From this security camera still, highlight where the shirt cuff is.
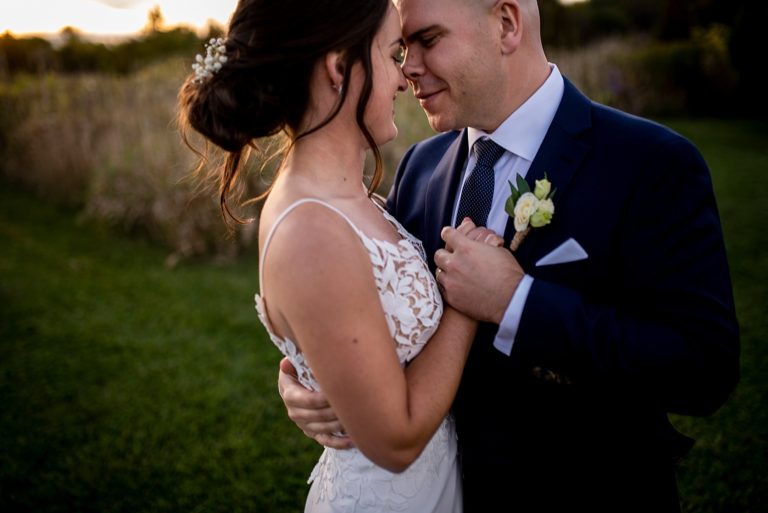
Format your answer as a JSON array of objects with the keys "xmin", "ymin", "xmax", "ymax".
[{"xmin": 492, "ymin": 274, "xmax": 534, "ymax": 356}]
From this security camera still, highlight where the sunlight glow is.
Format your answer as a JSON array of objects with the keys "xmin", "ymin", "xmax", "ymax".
[
  {"xmin": 2, "ymin": 0, "xmax": 240, "ymax": 36},
  {"xmin": 3, "ymin": 0, "xmax": 592, "ymax": 37},
  {"xmin": 3, "ymin": 0, "xmax": 590, "ymax": 37}
]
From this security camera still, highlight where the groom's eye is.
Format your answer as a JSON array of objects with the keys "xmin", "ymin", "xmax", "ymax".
[{"xmin": 419, "ymin": 34, "xmax": 439, "ymax": 48}]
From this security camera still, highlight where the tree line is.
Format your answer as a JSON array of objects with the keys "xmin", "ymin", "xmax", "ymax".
[
  {"xmin": 0, "ymin": 6, "xmax": 223, "ymax": 76},
  {"xmin": 0, "ymin": 1, "xmax": 763, "ymax": 116}
]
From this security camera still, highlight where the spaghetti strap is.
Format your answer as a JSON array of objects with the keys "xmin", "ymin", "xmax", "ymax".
[{"xmin": 258, "ymin": 198, "xmax": 362, "ymax": 295}]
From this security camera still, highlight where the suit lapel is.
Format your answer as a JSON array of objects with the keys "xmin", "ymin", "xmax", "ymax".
[
  {"xmin": 503, "ymin": 79, "xmax": 592, "ymax": 267},
  {"xmin": 424, "ymin": 130, "xmax": 469, "ymax": 265}
]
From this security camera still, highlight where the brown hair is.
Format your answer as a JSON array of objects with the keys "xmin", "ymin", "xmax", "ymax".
[{"xmin": 178, "ymin": 0, "xmax": 391, "ymax": 223}]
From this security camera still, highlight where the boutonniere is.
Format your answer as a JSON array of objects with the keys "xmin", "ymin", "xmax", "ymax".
[{"xmin": 505, "ymin": 174, "xmax": 556, "ymax": 251}]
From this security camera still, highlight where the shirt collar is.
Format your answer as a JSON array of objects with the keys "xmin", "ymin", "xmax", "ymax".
[{"xmin": 467, "ymin": 64, "xmax": 564, "ymax": 162}]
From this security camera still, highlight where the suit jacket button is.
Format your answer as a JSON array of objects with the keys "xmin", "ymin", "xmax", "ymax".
[
  {"xmin": 532, "ymin": 366, "xmax": 572, "ymax": 385},
  {"xmin": 532, "ymin": 366, "xmax": 557, "ymax": 381}
]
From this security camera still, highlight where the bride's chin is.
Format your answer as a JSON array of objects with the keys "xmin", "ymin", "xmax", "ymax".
[
  {"xmin": 382, "ymin": 132, "xmax": 398, "ymax": 146},
  {"xmin": 374, "ymin": 125, "xmax": 398, "ymax": 147}
]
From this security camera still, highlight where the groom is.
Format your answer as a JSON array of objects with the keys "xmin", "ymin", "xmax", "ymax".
[{"xmin": 279, "ymin": 0, "xmax": 740, "ymax": 511}]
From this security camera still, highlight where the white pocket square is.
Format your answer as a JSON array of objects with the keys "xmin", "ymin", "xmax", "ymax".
[{"xmin": 535, "ymin": 238, "xmax": 588, "ymax": 267}]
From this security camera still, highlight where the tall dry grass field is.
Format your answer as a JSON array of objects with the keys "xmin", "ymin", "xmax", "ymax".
[
  {"xmin": 0, "ymin": 34, "xmax": 733, "ymax": 259},
  {"xmin": 0, "ymin": 59, "xmax": 435, "ymax": 260},
  {"xmin": 0, "ymin": 60, "xmax": 265, "ymax": 260}
]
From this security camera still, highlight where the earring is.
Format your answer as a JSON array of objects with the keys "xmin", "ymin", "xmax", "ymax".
[{"xmin": 332, "ymin": 83, "xmax": 344, "ymax": 96}]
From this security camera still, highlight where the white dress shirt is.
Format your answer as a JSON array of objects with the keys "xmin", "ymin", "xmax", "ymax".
[{"xmin": 450, "ymin": 64, "xmax": 565, "ymax": 355}]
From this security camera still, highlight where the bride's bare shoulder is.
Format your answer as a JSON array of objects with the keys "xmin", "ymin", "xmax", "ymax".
[
  {"xmin": 259, "ymin": 196, "xmax": 377, "ymax": 328},
  {"xmin": 260, "ymin": 196, "xmax": 367, "ymax": 275}
]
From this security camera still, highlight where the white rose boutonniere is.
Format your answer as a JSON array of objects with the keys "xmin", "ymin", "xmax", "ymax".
[{"xmin": 504, "ymin": 173, "xmax": 556, "ymax": 251}]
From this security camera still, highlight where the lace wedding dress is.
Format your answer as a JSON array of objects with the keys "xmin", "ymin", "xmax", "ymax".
[{"xmin": 255, "ymin": 198, "xmax": 462, "ymax": 513}]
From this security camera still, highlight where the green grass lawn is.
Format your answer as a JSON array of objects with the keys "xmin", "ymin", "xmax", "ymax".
[
  {"xmin": 0, "ymin": 187, "xmax": 321, "ymax": 512},
  {"xmin": 663, "ymin": 119, "xmax": 768, "ymax": 513},
  {"xmin": 1, "ymin": 118, "xmax": 766, "ymax": 512}
]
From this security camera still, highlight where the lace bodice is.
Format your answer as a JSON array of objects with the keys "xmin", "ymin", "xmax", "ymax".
[
  {"xmin": 254, "ymin": 198, "xmax": 444, "ymax": 389},
  {"xmin": 254, "ymin": 198, "xmax": 460, "ymax": 513}
]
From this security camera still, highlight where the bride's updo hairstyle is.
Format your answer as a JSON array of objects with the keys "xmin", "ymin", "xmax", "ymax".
[{"xmin": 179, "ymin": 0, "xmax": 391, "ymax": 222}]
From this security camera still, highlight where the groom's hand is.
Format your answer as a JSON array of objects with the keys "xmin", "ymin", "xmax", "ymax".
[
  {"xmin": 278, "ymin": 357, "xmax": 354, "ymax": 449},
  {"xmin": 435, "ymin": 226, "xmax": 524, "ymax": 324}
]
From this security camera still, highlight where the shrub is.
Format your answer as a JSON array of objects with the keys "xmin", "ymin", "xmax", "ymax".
[
  {"xmin": 0, "ymin": 60, "xmax": 267, "ymax": 260},
  {"xmin": 551, "ymin": 28, "xmax": 738, "ymax": 116}
]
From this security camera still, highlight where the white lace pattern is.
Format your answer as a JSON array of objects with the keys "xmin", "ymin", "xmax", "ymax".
[{"xmin": 254, "ymin": 198, "xmax": 461, "ymax": 513}]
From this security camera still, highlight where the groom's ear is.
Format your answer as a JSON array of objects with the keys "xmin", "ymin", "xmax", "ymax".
[
  {"xmin": 324, "ymin": 51, "xmax": 346, "ymax": 89},
  {"xmin": 496, "ymin": 1, "xmax": 523, "ymax": 54}
]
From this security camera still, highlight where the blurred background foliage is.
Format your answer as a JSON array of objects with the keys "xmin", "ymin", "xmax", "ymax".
[
  {"xmin": 0, "ymin": 6, "xmax": 223, "ymax": 76},
  {"xmin": 0, "ymin": 0, "xmax": 765, "ymax": 259}
]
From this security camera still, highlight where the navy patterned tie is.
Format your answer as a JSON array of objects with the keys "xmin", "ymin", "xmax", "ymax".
[{"xmin": 455, "ymin": 138, "xmax": 506, "ymax": 227}]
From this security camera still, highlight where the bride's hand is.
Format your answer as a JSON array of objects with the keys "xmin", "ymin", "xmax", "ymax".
[{"xmin": 453, "ymin": 217, "xmax": 504, "ymax": 249}]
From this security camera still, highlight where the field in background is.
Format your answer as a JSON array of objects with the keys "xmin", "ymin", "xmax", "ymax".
[
  {"xmin": 0, "ymin": 33, "xmax": 736, "ymax": 260},
  {"xmin": 1, "ymin": 118, "xmax": 766, "ymax": 512},
  {"xmin": 0, "ymin": 59, "xmax": 263, "ymax": 262},
  {"xmin": 663, "ymin": 119, "xmax": 768, "ymax": 512},
  {"xmin": 0, "ymin": 184, "xmax": 319, "ymax": 512}
]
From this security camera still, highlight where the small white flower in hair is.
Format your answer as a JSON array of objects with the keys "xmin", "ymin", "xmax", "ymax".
[{"xmin": 192, "ymin": 38, "xmax": 229, "ymax": 84}]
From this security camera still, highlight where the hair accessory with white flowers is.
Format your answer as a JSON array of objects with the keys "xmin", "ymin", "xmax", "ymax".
[
  {"xmin": 192, "ymin": 38, "xmax": 228, "ymax": 84},
  {"xmin": 505, "ymin": 173, "xmax": 556, "ymax": 251}
]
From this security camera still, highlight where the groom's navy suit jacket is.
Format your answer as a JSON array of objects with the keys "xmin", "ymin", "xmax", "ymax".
[{"xmin": 387, "ymin": 79, "xmax": 739, "ymax": 512}]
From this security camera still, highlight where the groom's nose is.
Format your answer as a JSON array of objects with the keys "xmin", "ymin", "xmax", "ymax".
[{"xmin": 401, "ymin": 46, "xmax": 424, "ymax": 81}]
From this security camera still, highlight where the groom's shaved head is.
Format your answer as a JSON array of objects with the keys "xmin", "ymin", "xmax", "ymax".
[
  {"xmin": 461, "ymin": 0, "xmax": 537, "ymax": 10},
  {"xmin": 395, "ymin": 0, "xmax": 540, "ymax": 27},
  {"xmin": 460, "ymin": 0, "xmax": 543, "ymax": 44}
]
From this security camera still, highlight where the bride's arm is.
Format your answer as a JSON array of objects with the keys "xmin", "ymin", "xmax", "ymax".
[{"xmin": 266, "ymin": 205, "xmax": 475, "ymax": 473}]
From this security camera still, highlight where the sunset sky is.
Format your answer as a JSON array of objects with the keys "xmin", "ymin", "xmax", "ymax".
[
  {"xmin": 2, "ymin": 0, "xmax": 239, "ymax": 36},
  {"xmin": 3, "ymin": 0, "xmax": 588, "ymax": 37}
]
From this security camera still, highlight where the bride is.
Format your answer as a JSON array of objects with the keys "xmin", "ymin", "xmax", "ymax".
[{"xmin": 179, "ymin": 0, "xmax": 500, "ymax": 511}]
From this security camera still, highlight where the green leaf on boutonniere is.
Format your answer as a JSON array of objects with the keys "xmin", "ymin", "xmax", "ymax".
[
  {"xmin": 548, "ymin": 187, "xmax": 558, "ymax": 200},
  {"xmin": 516, "ymin": 174, "xmax": 531, "ymax": 195},
  {"xmin": 505, "ymin": 189, "xmax": 517, "ymax": 217},
  {"xmin": 505, "ymin": 181, "xmax": 520, "ymax": 216}
]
